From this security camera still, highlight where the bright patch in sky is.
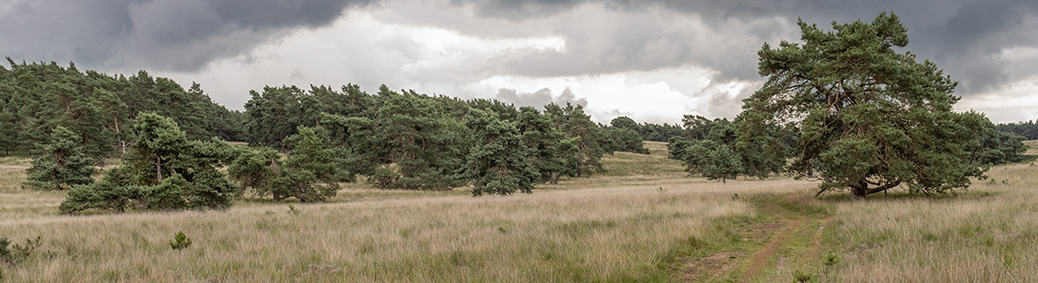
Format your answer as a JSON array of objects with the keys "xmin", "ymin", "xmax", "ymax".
[
  {"xmin": 164, "ymin": 7, "xmax": 751, "ymax": 124},
  {"xmin": 957, "ymin": 78, "xmax": 1038, "ymax": 123}
]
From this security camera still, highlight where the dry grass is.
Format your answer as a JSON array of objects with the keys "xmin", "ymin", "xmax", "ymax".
[
  {"xmin": 0, "ymin": 185, "xmax": 759, "ymax": 282},
  {"xmin": 0, "ymin": 141, "xmax": 779, "ymax": 282},
  {"xmin": 0, "ymin": 157, "xmax": 67, "ymax": 220},
  {"xmin": 817, "ymin": 160, "xmax": 1038, "ymax": 282},
  {"xmin": 3, "ymin": 141, "xmax": 1038, "ymax": 282}
]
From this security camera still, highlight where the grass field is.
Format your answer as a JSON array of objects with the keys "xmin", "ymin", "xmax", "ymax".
[{"xmin": 1, "ymin": 141, "xmax": 1037, "ymax": 282}]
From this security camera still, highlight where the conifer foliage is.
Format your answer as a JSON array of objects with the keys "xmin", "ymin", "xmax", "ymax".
[
  {"xmin": 22, "ymin": 126, "xmax": 95, "ymax": 190},
  {"xmin": 0, "ymin": 60, "xmax": 244, "ymax": 161},
  {"xmin": 464, "ymin": 109, "xmax": 539, "ymax": 196},
  {"xmin": 59, "ymin": 113, "xmax": 240, "ymax": 213},
  {"xmin": 229, "ymin": 126, "xmax": 351, "ymax": 202},
  {"xmin": 740, "ymin": 12, "xmax": 988, "ymax": 199},
  {"xmin": 684, "ymin": 140, "xmax": 742, "ymax": 183},
  {"xmin": 516, "ymin": 106, "xmax": 576, "ymax": 185}
]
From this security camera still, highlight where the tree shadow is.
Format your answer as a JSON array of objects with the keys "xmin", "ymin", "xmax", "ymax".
[{"xmin": 815, "ymin": 189, "xmax": 1002, "ymax": 203}]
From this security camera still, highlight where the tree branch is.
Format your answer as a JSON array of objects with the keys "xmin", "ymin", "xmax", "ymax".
[
  {"xmin": 814, "ymin": 187, "xmax": 830, "ymax": 198},
  {"xmin": 865, "ymin": 179, "xmax": 901, "ymax": 195}
]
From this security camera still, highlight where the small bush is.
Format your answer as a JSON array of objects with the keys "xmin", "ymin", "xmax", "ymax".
[
  {"xmin": 0, "ymin": 237, "xmax": 10, "ymax": 262},
  {"xmin": 824, "ymin": 250, "xmax": 839, "ymax": 266},
  {"xmin": 793, "ymin": 269, "xmax": 815, "ymax": 282},
  {"xmin": 1, "ymin": 236, "xmax": 43, "ymax": 264},
  {"xmin": 169, "ymin": 231, "xmax": 192, "ymax": 250},
  {"xmin": 288, "ymin": 204, "xmax": 301, "ymax": 215}
]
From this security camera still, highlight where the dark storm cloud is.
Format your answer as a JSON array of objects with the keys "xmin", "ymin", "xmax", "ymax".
[
  {"xmin": 0, "ymin": 0, "xmax": 376, "ymax": 71},
  {"xmin": 456, "ymin": 0, "xmax": 1038, "ymax": 95},
  {"xmin": 495, "ymin": 87, "xmax": 587, "ymax": 108}
]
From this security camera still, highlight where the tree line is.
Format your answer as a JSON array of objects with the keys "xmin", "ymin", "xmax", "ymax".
[
  {"xmin": 996, "ymin": 120, "xmax": 1038, "ymax": 140},
  {"xmin": 11, "ymin": 66, "xmax": 654, "ymax": 213},
  {"xmin": 0, "ymin": 59, "xmax": 244, "ymax": 159},
  {"xmin": 607, "ymin": 116, "xmax": 684, "ymax": 143}
]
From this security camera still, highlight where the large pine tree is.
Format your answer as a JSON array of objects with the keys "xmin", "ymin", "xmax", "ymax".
[{"xmin": 740, "ymin": 12, "xmax": 986, "ymax": 199}]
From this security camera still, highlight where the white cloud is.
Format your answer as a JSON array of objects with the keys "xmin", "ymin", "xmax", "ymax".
[
  {"xmin": 956, "ymin": 77, "xmax": 1038, "ymax": 123},
  {"xmin": 162, "ymin": 10, "xmax": 567, "ymax": 110},
  {"xmin": 462, "ymin": 67, "xmax": 727, "ymax": 124},
  {"xmin": 155, "ymin": 1, "xmax": 769, "ymax": 125}
]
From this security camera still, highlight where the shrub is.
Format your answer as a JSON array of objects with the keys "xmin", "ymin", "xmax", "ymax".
[
  {"xmin": 169, "ymin": 231, "xmax": 192, "ymax": 250},
  {"xmin": 1, "ymin": 236, "xmax": 43, "ymax": 264},
  {"xmin": 793, "ymin": 269, "xmax": 815, "ymax": 283},
  {"xmin": 824, "ymin": 250, "xmax": 839, "ymax": 266}
]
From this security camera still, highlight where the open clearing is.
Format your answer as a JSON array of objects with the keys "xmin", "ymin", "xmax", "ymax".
[{"xmin": 2, "ymin": 141, "xmax": 1038, "ymax": 282}]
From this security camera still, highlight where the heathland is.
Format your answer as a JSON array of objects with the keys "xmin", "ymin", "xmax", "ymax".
[{"xmin": 1, "ymin": 140, "xmax": 1037, "ymax": 282}]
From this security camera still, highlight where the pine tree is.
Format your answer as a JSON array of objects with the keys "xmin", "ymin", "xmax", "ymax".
[
  {"xmin": 741, "ymin": 12, "xmax": 986, "ymax": 199},
  {"xmin": 227, "ymin": 146, "xmax": 282, "ymax": 199},
  {"xmin": 516, "ymin": 106, "xmax": 574, "ymax": 184},
  {"xmin": 703, "ymin": 144, "xmax": 742, "ymax": 184},
  {"xmin": 228, "ymin": 126, "xmax": 353, "ymax": 202},
  {"xmin": 465, "ymin": 109, "xmax": 538, "ymax": 196},
  {"xmin": 603, "ymin": 127, "xmax": 649, "ymax": 154},
  {"xmin": 60, "ymin": 113, "xmax": 239, "ymax": 213},
  {"xmin": 280, "ymin": 126, "xmax": 349, "ymax": 201},
  {"xmin": 365, "ymin": 88, "xmax": 467, "ymax": 190},
  {"xmin": 544, "ymin": 103, "xmax": 606, "ymax": 177},
  {"xmin": 22, "ymin": 126, "xmax": 95, "ymax": 190},
  {"xmin": 244, "ymin": 86, "xmax": 307, "ymax": 149}
]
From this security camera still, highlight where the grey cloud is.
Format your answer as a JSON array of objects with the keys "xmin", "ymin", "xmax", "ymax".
[
  {"xmin": 453, "ymin": 0, "xmax": 586, "ymax": 21},
  {"xmin": 494, "ymin": 87, "xmax": 587, "ymax": 108},
  {"xmin": 453, "ymin": 0, "xmax": 1038, "ymax": 96},
  {"xmin": 0, "ymin": 0, "xmax": 376, "ymax": 72},
  {"xmin": 495, "ymin": 15, "xmax": 697, "ymax": 77},
  {"xmin": 922, "ymin": 1, "xmax": 1038, "ymax": 93}
]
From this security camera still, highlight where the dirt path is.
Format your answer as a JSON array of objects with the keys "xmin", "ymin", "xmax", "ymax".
[
  {"xmin": 806, "ymin": 217, "xmax": 835, "ymax": 261},
  {"xmin": 742, "ymin": 217, "xmax": 805, "ymax": 281},
  {"xmin": 739, "ymin": 197, "xmax": 804, "ymax": 282},
  {"xmin": 675, "ymin": 194, "xmax": 831, "ymax": 282}
]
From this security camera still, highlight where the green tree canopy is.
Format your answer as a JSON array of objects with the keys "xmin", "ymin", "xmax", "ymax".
[
  {"xmin": 464, "ymin": 109, "xmax": 539, "ymax": 196},
  {"xmin": 703, "ymin": 143, "xmax": 742, "ymax": 184},
  {"xmin": 227, "ymin": 146, "xmax": 282, "ymax": 198},
  {"xmin": 60, "ymin": 113, "xmax": 239, "ymax": 213},
  {"xmin": 636, "ymin": 122, "xmax": 684, "ymax": 142},
  {"xmin": 683, "ymin": 140, "xmax": 741, "ymax": 183},
  {"xmin": 740, "ymin": 12, "xmax": 986, "ymax": 199},
  {"xmin": 516, "ymin": 106, "xmax": 578, "ymax": 184},
  {"xmin": 0, "ymin": 60, "xmax": 243, "ymax": 161},
  {"xmin": 602, "ymin": 127, "xmax": 650, "ymax": 154},
  {"xmin": 610, "ymin": 116, "xmax": 640, "ymax": 131},
  {"xmin": 280, "ymin": 126, "xmax": 351, "ymax": 201},
  {"xmin": 228, "ymin": 126, "xmax": 351, "ymax": 202},
  {"xmin": 545, "ymin": 102, "xmax": 607, "ymax": 177},
  {"xmin": 364, "ymin": 87, "xmax": 469, "ymax": 191},
  {"xmin": 22, "ymin": 126, "xmax": 95, "ymax": 190}
]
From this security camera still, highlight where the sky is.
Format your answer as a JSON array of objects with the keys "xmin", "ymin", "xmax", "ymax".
[{"xmin": 2, "ymin": 0, "xmax": 1038, "ymax": 124}]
